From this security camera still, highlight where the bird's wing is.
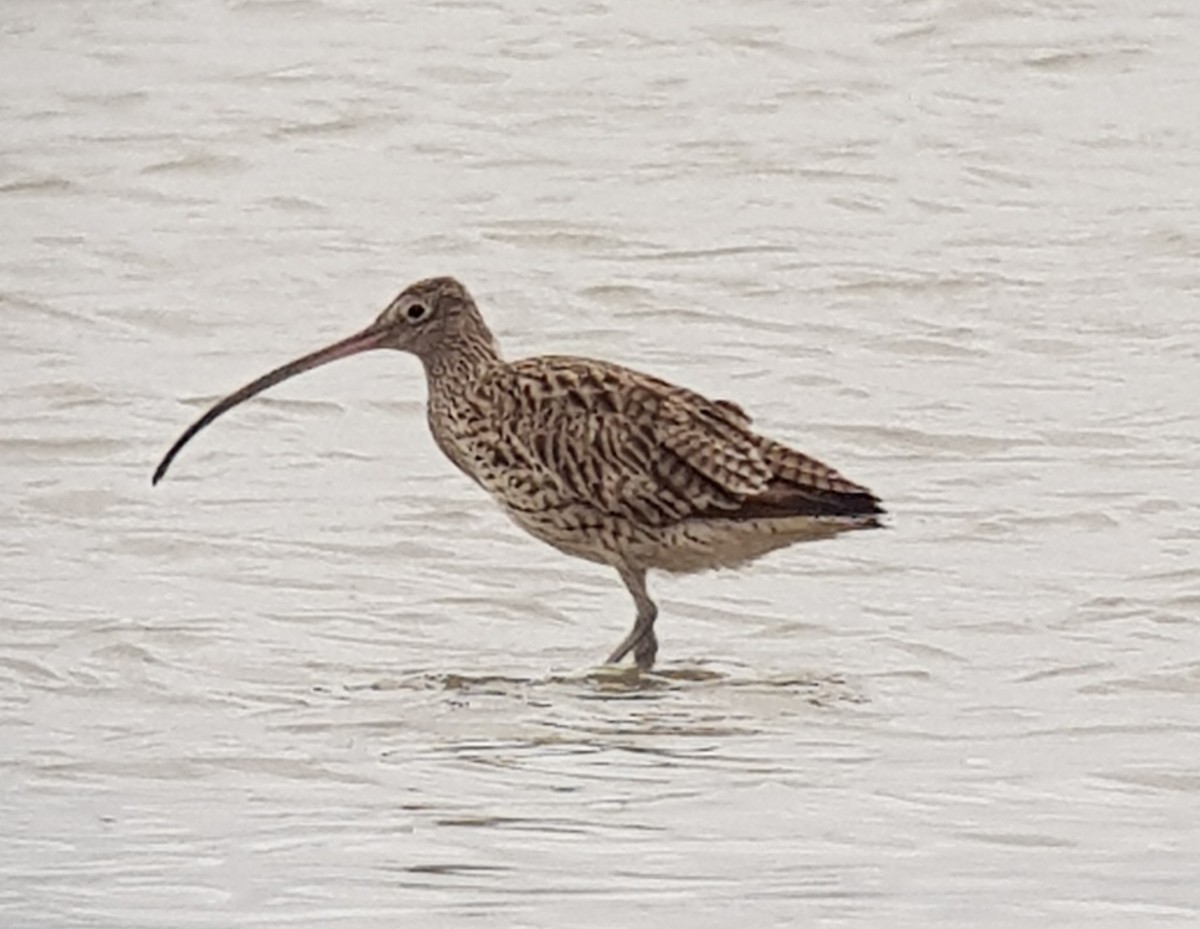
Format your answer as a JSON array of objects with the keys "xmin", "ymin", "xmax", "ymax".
[
  {"xmin": 490, "ymin": 357, "xmax": 880, "ymax": 526},
  {"xmin": 655, "ymin": 384, "xmax": 883, "ymax": 520},
  {"xmin": 484, "ymin": 357, "xmax": 763, "ymax": 525}
]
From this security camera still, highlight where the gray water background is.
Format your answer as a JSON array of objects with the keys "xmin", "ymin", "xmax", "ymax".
[{"xmin": 2, "ymin": 1, "xmax": 1199, "ymax": 926}]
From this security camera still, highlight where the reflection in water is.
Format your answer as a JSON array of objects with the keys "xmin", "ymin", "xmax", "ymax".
[{"xmin": 355, "ymin": 665, "xmax": 864, "ymax": 705}]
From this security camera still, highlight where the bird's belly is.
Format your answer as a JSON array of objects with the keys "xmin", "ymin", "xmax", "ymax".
[
  {"xmin": 460, "ymin": 458, "xmax": 625, "ymax": 565},
  {"xmin": 645, "ymin": 514, "xmax": 875, "ymax": 573},
  {"xmin": 495, "ymin": 494, "xmax": 874, "ymax": 574},
  {"xmin": 497, "ymin": 500, "xmax": 641, "ymax": 567}
]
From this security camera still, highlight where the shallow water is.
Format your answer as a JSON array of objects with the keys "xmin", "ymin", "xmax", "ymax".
[{"xmin": 3, "ymin": 0, "xmax": 1199, "ymax": 926}]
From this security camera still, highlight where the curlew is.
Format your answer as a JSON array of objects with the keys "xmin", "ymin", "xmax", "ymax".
[{"xmin": 153, "ymin": 277, "xmax": 884, "ymax": 670}]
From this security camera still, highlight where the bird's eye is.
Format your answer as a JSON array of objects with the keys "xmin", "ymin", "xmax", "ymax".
[{"xmin": 405, "ymin": 303, "xmax": 430, "ymax": 323}]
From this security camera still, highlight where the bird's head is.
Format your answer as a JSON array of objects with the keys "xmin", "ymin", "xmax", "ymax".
[
  {"xmin": 372, "ymin": 276, "xmax": 494, "ymax": 362},
  {"xmin": 151, "ymin": 275, "xmax": 495, "ymax": 484}
]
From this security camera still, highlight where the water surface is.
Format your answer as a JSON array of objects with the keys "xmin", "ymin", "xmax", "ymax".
[{"xmin": 3, "ymin": 1, "xmax": 1199, "ymax": 926}]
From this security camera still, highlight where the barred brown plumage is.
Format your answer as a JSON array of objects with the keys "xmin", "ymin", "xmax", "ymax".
[{"xmin": 153, "ymin": 276, "xmax": 884, "ymax": 670}]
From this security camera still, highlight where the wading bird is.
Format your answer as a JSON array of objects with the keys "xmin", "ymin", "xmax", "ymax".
[{"xmin": 154, "ymin": 277, "xmax": 883, "ymax": 670}]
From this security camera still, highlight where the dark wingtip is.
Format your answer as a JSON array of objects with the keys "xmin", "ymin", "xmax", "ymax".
[{"xmin": 861, "ymin": 495, "xmax": 889, "ymax": 529}]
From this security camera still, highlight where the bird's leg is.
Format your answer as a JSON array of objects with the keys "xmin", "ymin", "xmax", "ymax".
[
  {"xmin": 606, "ymin": 564, "xmax": 659, "ymax": 671},
  {"xmin": 632, "ymin": 625, "xmax": 658, "ymax": 670}
]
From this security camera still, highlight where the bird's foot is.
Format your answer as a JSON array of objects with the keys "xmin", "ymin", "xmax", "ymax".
[{"xmin": 632, "ymin": 629, "xmax": 658, "ymax": 671}]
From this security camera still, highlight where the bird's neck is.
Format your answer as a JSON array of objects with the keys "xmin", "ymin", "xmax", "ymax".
[
  {"xmin": 422, "ymin": 330, "xmax": 503, "ymax": 394},
  {"xmin": 421, "ymin": 332, "xmax": 504, "ymax": 480}
]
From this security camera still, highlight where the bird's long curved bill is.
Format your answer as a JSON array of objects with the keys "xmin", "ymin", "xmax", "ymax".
[{"xmin": 152, "ymin": 323, "xmax": 390, "ymax": 485}]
